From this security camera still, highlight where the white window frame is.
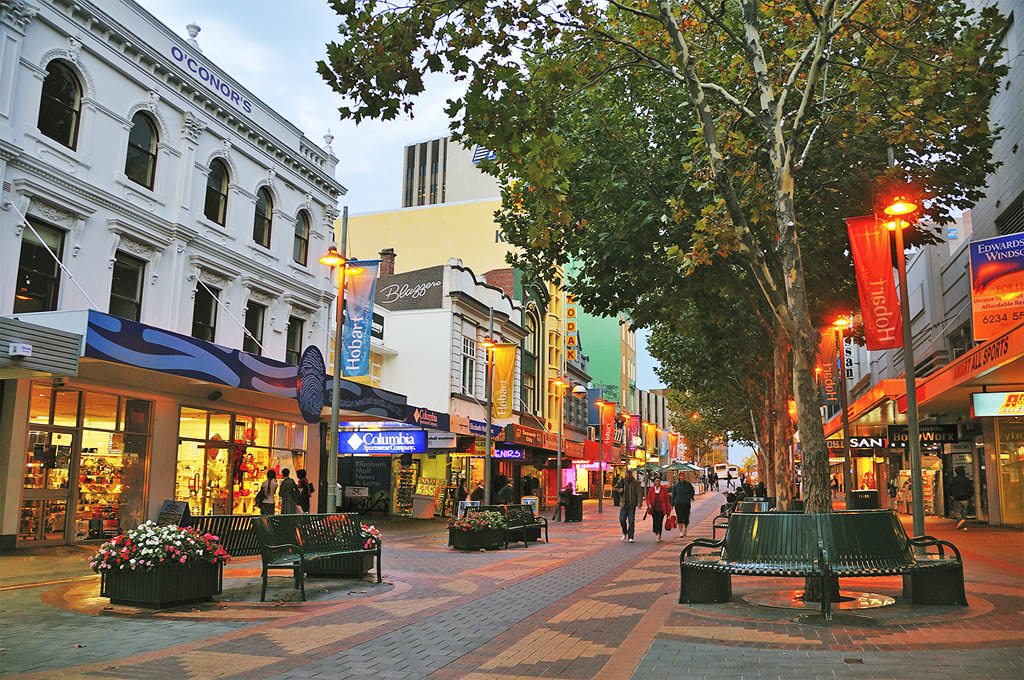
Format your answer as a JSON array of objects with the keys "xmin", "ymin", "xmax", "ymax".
[{"xmin": 461, "ymin": 336, "xmax": 477, "ymax": 395}]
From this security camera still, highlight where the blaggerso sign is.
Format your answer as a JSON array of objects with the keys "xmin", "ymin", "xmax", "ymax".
[{"xmin": 338, "ymin": 430, "xmax": 425, "ymax": 454}]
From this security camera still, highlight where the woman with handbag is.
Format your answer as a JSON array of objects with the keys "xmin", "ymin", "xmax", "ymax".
[
  {"xmin": 644, "ymin": 474, "xmax": 672, "ymax": 542},
  {"xmin": 671, "ymin": 471, "xmax": 696, "ymax": 538}
]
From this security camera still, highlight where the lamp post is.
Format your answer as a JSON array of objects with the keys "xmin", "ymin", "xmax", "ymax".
[
  {"xmin": 552, "ymin": 377, "xmax": 568, "ymax": 512},
  {"xmin": 883, "ymin": 193, "xmax": 925, "ymax": 540},
  {"xmin": 832, "ymin": 316, "xmax": 854, "ymax": 504},
  {"xmin": 481, "ymin": 309, "xmax": 496, "ymax": 506},
  {"xmin": 318, "ymin": 207, "xmax": 348, "ymax": 511}
]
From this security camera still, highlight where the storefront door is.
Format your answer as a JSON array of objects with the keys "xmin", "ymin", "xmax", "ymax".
[{"xmin": 20, "ymin": 428, "xmax": 77, "ymax": 545}]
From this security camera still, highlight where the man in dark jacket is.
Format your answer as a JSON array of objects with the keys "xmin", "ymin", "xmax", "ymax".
[
  {"xmin": 614, "ymin": 469, "xmax": 642, "ymax": 542},
  {"xmin": 670, "ymin": 472, "xmax": 696, "ymax": 538},
  {"xmin": 498, "ymin": 480, "xmax": 515, "ymax": 505},
  {"xmin": 948, "ymin": 466, "xmax": 973, "ymax": 530}
]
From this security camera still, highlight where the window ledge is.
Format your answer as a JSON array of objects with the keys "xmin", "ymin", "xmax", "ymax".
[
  {"xmin": 25, "ymin": 130, "xmax": 93, "ymax": 171},
  {"xmin": 288, "ymin": 261, "xmax": 312, "ymax": 277},
  {"xmin": 114, "ymin": 176, "xmax": 167, "ymax": 208}
]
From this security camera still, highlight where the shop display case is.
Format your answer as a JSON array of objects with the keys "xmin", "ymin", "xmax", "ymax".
[{"xmin": 76, "ymin": 446, "xmax": 125, "ymax": 540}]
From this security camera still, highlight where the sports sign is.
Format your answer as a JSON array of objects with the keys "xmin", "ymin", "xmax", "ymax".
[{"xmin": 338, "ymin": 430, "xmax": 425, "ymax": 454}]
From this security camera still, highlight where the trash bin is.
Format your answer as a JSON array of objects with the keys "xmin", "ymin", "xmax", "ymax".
[
  {"xmin": 848, "ymin": 489, "xmax": 880, "ymax": 509},
  {"xmin": 565, "ymin": 494, "xmax": 584, "ymax": 522}
]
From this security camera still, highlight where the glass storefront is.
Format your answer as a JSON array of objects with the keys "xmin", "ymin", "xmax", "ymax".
[
  {"xmin": 996, "ymin": 417, "xmax": 1024, "ymax": 527},
  {"xmin": 19, "ymin": 384, "xmax": 151, "ymax": 544},
  {"xmin": 174, "ymin": 407, "xmax": 306, "ymax": 516}
]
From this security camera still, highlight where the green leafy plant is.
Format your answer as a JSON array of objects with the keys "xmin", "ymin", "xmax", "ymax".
[{"xmin": 447, "ymin": 511, "xmax": 508, "ymax": 532}]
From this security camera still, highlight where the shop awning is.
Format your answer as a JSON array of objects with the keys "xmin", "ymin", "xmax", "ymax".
[
  {"xmin": 6, "ymin": 309, "xmax": 408, "ymax": 420},
  {"xmin": 896, "ymin": 321, "xmax": 1024, "ymax": 415},
  {"xmin": 823, "ymin": 379, "xmax": 908, "ymax": 438},
  {"xmin": 0, "ymin": 316, "xmax": 80, "ymax": 379}
]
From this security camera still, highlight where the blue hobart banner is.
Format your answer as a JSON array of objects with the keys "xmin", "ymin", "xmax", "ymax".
[{"xmin": 343, "ymin": 261, "xmax": 379, "ymax": 377}]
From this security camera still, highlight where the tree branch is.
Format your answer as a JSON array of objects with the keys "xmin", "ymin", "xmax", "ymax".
[{"xmin": 607, "ymin": 0, "xmax": 661, "ymax": 23}]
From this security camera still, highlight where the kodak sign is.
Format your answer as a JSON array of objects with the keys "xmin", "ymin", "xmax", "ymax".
[{"xmin": 565, "ymin": 294, "xmax": 579, "ymax": 361}]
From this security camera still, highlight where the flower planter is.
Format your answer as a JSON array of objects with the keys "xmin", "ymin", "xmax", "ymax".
[
  {"xmin": 100, "ymin": 561, "xmax": 222, "ymax": 608},
  {"xmin": 305, "ymin": 553, "xmax": 375, "ymax": 578},
  {"xmin": 449, "ymin": 528, "xmax": 505, "ymax": 551}
]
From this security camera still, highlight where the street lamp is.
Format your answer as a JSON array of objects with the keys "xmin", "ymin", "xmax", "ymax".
[
  {"xmin": 832, "ymin": 315, "xmax": 854, "ymax": 503},
  {"xmin": 481, "ymin": 326, "xmax": 497, "ymax": 505},
  {"xmin": 319, "ymin": 208, "xmax": 350, "ymax": 511},
  {"xmin": 880, "ymin": 194, "xmax": 925, "ymax": 541}
]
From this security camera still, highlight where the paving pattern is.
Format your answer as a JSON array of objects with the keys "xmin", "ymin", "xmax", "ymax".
[{"xmin": 1, "ymin": 493, "xmax": 1021, "ymax": 680}]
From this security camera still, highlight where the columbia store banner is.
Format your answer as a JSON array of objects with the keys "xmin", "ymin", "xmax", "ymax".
[
  {"xmin": 628, "ymin": 414, "xmax": 641, "ymax": 451},
  {"xmin": 342, "ymin": 260, "xmax": 380, "ymax": 376},
  {"xmin": 491, "ymin": 343, "xmax": 517, "ymax": 419},
  {"xmin": 846, "ymin": 215, "xmax": 902, "ymax": 350},
  {"xmin": 600, "ymin": 402, "xmax": 617, "ymax": 446}
]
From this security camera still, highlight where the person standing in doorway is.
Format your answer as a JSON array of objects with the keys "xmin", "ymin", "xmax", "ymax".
[
  {"xmin": 258, "ymin": 469, "xmax": 278, "ymax": 515},
  {"xmin": 615, "ymin": 469, "xmax": 642, "ymax": 542},
  {"xmin": 949, "ymin": 466, "xmax": 974, "ymax": 530},
  {"xmin": 671, "ymin": 471, "xmax": 696, "ymax": 538},
  {"xmin": 645, "ymin": 474, "xmax": 672, "ymax": 542},
  {"xmin": 296, "ymin": 469, "xmax": 315, "ymax": 513},
  {"xmin": 278, "ymin": 468, "xmax": 299, "ymax": 514}
]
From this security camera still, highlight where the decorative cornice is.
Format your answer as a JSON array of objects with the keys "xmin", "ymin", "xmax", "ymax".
[{"xmin": 1, "ymin": 0, "xmax": 37, "ymax": 31}]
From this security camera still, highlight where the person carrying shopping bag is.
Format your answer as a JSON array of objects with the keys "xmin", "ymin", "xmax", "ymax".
[{"xmin": 644, "ymin": 474, "xmax": 673, "ymax": 543}]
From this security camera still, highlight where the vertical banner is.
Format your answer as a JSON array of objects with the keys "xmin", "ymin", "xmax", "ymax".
[
  {"xmin": 659, "ymin": 429, "xmax": 670, "ymax": 458},
  {"xmin": 600, "ymin": 402, "xmax": 616, "ymax": 446},
  {"xmin": 969, "ymin": 233, "xmax": 1024, "ymax": 341},
  {"xmin": 627, "ymin": 414, "xmax": 641, "ymax": 451},
  {"xmin": 342, "ymin": 261, "xmax": 380, "ymax": 377},
  {"xmin": 817, "ymin": 332, "xmax": 840, "ymax": 407},
  {"xmin": 491, "ymin": 343, "xmax": 517, "ymax": 418},
  {"xmin": 846, "ymin": 215, "xmax": 902, "ymax": 349},
  {"xmin": 565, "ymin": 294, "xmax": 579, "ymax": 361},
  {"xmin": 643, "ymin": 421, "xmax": 656, "ymax": 454},
  {"xmin": 669, "ymin": 433, "xmax": 679, "ymax": 461}
]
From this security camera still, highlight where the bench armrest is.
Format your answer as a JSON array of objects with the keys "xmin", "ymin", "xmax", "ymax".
[
  {"xmin": 680, "ymin": 537, "xmax": 724, "ymax": 562},
  {"xmin": 817, "ymin": 540, "xmax": 832, "ymax": 576},
  {"xmin": 909, "ymin": 535, "xmax": 962, "ymax": 562}
]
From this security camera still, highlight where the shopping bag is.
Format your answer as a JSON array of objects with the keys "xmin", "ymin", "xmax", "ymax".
[{"xmin": 665, "ymin": 514, "xmax": 678, "ymax": 531}]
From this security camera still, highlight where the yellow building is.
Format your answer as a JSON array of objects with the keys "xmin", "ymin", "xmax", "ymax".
[{"xmin": 343, "ymin": 199, "xmax": 568, "ymax": 429}]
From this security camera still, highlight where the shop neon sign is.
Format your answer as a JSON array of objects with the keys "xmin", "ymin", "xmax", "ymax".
[
  {"xmin": 339, "ymin": 430, "xmax": 425, "ymax": 454},
  {"xmin": 492, "ymin": 448, "xmax": 525, "ymax": 459}
]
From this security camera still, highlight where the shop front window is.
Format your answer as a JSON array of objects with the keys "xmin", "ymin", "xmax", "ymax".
[
  {"xmin": 175, "ymin": 407, "xmax": 306, "ymax": 516},
  {"xmin": 997, "ymin": 418, "xmax": 1024, "ymax": 526},
  {"xmin": 19, "ymin": 385, "xmax": 151, "ymax": 544}
]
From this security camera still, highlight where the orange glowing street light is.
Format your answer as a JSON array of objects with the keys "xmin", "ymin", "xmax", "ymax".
[
  {"xmin": 832, "ymin": 316, "xmax": 851, "ymax": 330},
  {"xmin": 690, "ymin": 412, "xmax": 700, "ymax": 421},
  {"xmin": 318, "ymin": 245, "xmax": 345, "ymax": 267},
  {"xmin": 883, "ymin": 195, "xmax": 918, "ymax": 216},
  {"xmin": 884, "ymin": 218, "xmax": 910, "ymax": 231}
]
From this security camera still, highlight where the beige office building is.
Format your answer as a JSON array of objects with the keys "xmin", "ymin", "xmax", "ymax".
[{"xmin": 401, "ymin": 137, "xmax": 502, "ymax": 207}]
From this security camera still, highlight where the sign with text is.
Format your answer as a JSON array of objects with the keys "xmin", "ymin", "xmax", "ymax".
[
  {"xmin": 491, "ymin": 343, "xmax": 517, "ymax": 419},
  {"xmin": 846, "ymin": 215, "xmax": 902, "ymax": 349},
  {"xmin": 374, "ymin": 266, "xmax": 444, "ymax": 310},
  {"xmin": 887, "ymin": 424, "xmax": 959, "ymax": 447},
  {"xmin": 338, "ymin": 430, "xmax": 424, "ymax": 454},
  {"xmin": 427, "ymin": 430, "xmax": 458, "ymax": 449},
  {"xmin": 971, "ymin": 391, "xmax": 1024, "ymax": 417},
  {"xmin": 627, "ymin": 414, "xmax": 640, "ymax": 452},
  {"xmin": 342, "ymin": 261, "xmax": 379, "ymax": 377},
  {"xmin": 493, "ymin": 447, "xmax": 525, "ymax": 459},
  {"xmin": 600, "ymin": 402, "xmax": 617, "ymax": 446},
  {"xmin": 565, "ymin": 294, "xmax": 579, "ymax": 362},
  {"xmin": 969, "ymin": 233, "xmax": 1024, "ymax": 341},
  {"xmin": 406, "ymin": 405, "xmax": 450, "ymax": 432}
]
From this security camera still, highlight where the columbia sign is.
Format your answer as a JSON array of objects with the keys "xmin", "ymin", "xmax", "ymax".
[{"xmin": 339, "ymin": 430, "xmax": 425, "ymax": 454}]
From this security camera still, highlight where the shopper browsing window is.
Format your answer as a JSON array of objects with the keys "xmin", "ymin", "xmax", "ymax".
[{"xmin": 257, "ymin": 469, "xmax": 277, "ymax": 515}]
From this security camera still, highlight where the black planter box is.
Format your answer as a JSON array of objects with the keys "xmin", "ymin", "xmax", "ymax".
[
  {"xmin": 305, "ymin": 553, "xmax": 374, "ymax": 578},
  {"xmin": 100, "ymin": 561, "xmax": 222, "ymax": 608},
  {"xmin": 448, "ymin": 528, "xmax": 504, "ymax": 551}
]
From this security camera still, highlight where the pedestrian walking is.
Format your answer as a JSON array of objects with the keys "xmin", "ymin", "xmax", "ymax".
[
  {"xmin": 615, "ymin": 469, "xmax": 641, "ymax": 542},
  {"xmin": 457, "ymin": 479, "xmax": 469, "ymax": 503},
  {"xmin": 612, "ymin": 474, "xmax": 621, "ymax": 507},
  {"xmin": 948, "ymin": 466, "xmax": 974, "ymax": 530},
  {"xmin": 725, "ymin": 470, "xmax": 735, "ymax": 490},
  {"xmin": 755, "ymin": 480, "xmax": 766, "ymax": 498},
  {"xmin": 645, "ymin": 475, "xmax": 672, "ymax": 542},
  {"xmin": 552, "ymin": 483, "xmax": 572, "ymax": 521},
  {"xmin": 830, "ymin": 474, "xmax": 839, "ymax": 499},
  {"xmin": 470, "ymin": 481, "xmax": 485, "ymax": 502},
  {"xmin": 278, "ymin": 468, "xmax": 299, "ymax": 514},
  {"xmin": 670, "ymin": 472, "xmax": 696, "ymax": 538},
  {"xmin": 257, "ymin": 469, "xmax": 277, "ymax": 515},
  {"xmin": 498, "ymin": 480, "xmax": 515, "ymax": 505},
  {"xmin": 296, "ymin": 468, "xmax": 315, "ymax": 513}
]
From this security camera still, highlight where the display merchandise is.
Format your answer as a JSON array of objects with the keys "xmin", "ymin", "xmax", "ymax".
[{"xmin": 394, "ymin": 461, "xmax": 420, "ymax": 517}]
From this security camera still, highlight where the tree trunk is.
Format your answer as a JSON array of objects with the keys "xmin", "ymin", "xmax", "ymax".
[
  {"xmin": 775, "ymin": 174, "xmax": 831, "ymax": 515},
  {"xmin": 772, "ymin": 319, "xmax": 792, "ymax": 510}
]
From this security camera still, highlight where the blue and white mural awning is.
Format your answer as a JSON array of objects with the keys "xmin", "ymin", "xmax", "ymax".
[{"xmin": 5, "ymin": 310, "xmax": 407, "ymax": 422}]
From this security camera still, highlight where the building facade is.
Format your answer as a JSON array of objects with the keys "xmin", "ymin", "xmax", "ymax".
[
  {"xmin": 0, "ymin": 0, "xmax": 346, "ymax": 549},
  {"xmin": 400, "ymin": 136, "xmax": 501, "ymax": 207}
]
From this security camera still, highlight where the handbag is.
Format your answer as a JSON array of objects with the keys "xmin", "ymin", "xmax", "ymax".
[
  {"xmin": 254, "ymin": 486, "xmax": 266, "ymax": 506},
  {"xmin": 665, "ymin": 514, "xmax": 678, "ymax": 531}
]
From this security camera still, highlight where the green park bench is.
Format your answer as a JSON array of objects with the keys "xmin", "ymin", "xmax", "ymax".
[
  {"xmin": 465, "ymin": 504, "xmax": 548, "ymax": 547},
  {"xmin": 680, "ymin": 510, "xmax": 966, "ymax": 619},
  {"xmin": 252, "ymin": 513, "xmax": 382, "ymax": 602}
]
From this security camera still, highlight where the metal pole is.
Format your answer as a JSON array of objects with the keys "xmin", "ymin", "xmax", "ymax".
[
  {"xmin": 837, "ymin": 326, "xmax": 854, "ymax": 504},
  {"xmin": 327, "ymin": 207, "xmax": 348, "ymax": 511},
  {"xmin": 597, "ymin": 406, "xmax": 604, "ymax": 514},
  {"xmin": 894, "ymin": 224, "xmax": 925, "ymax": 539},
  {"xmin": 483, "ymin": 308, "xmax": 494, "ymax": 506},
  {"xmin": 557, "ymin": 388, "xmax": 563, "ymax": 514}
]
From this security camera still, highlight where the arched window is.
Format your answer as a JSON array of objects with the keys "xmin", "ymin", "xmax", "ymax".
[
  {"xmin": 124, "ymin": 112, "xmax": 158, "ymax": 189},
  {"xmin": 293, "ymin": 210, "xmax": 310, "ymax": 265},
  {"xmin": 253, "ymin": 188, "xmax": 273, "ymax": 247},
  {"xmin": 204, "ymin": 159, "xmax": 229, "ymax": 225},
  {"xmin": 38, "ymin": 60, "xmax": 82, "ymax": 149}
]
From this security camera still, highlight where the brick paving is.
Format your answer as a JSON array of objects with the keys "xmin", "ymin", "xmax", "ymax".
[{"xmin": 0, "ymin": 493, "xmax": 1021, "ymax": 679}]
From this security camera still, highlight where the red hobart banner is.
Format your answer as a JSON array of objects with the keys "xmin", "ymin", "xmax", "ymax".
[{"xmin": 846, "ymin": 215, "xmax": 903, "ymax": 350}]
